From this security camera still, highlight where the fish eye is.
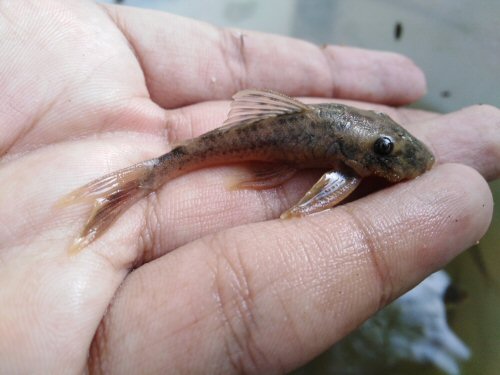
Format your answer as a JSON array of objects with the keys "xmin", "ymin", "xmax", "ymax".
[{"xmin": 374, "ymin": 136, "xmax": 394, "ymax": 156}]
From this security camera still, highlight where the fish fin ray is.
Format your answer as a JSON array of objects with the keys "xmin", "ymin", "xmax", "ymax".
[
  {"xmin": 281, "ymin": 169, "xmax": 361, "ymax": 218},
  {"xmin": 222, "ymin": 89, "xmax": 312, "ymax": 128},
  {"xmin": 227, "ymin": 163, "xmax": 298, "ymax": 190},
  {"xmin": 57, "ymin": 161, "xmax": 156, "ymax": 254}
]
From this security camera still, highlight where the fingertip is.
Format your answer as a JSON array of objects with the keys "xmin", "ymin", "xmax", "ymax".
[
  {"xmin": 437, "ymin": 163, "xmax": 493, "ymax": 243},
  {"xmin": 410, "ymin": 104, "xmax": 500, "ymax": 182},
  {"xmin": 379, "ymin": 163, "xmax": 493, "ymax": 280},
  {"xmin": 377, "ymin": 51, "xmax": 427, "ymax": 104},
  {"xmin": 399, "ymin": 53, "xmax": 427, "ymax": 101},
  {"xmin": 322, "ymin": 46, "xmax": 427, "ymax": 105}
]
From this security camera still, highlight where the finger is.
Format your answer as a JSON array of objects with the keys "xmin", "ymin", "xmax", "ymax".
[
  {"xmin": 407, "ymin": 104, "xmax": 500, "ymax": 181},
  {"xmin": 89, "ymin": 164, "xmax": 492, "ymax": 374},
  {"xmin": 104, "ymin": 5, "xmax": 426, "ymax": 108}
]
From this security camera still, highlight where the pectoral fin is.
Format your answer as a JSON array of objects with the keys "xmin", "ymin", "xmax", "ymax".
[
  {"xmin": 281, "ymin": 170, "xmax": 361, "ymax": 219},
  {"xmin": 228, "ymin": 163, "xmax": 298, "ymax": 190}
]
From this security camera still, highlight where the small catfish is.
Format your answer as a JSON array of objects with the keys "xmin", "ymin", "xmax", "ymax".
[{"xmin": 61, "ymin": 90, "xmax": 435, "ymax": 252}]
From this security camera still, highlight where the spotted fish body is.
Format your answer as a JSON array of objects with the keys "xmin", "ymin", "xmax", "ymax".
[{"xmin": 61, "ymin": 90, "xmax": 435, "ymax": 252}]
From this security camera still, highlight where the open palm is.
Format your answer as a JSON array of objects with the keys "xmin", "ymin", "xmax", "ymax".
[{"xmin": 1, "ymin": 1, "xmax": 498, "ymax": 373}]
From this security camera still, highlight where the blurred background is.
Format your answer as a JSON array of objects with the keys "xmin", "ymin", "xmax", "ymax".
[{"xmin": 100, "ymin": 1, "xmax": 500, "ymax": 374}]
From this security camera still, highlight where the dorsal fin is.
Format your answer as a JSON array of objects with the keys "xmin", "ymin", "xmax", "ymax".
[{"xmin": 222, "ymin": 89, "xmax": 312, "ymax": 128}]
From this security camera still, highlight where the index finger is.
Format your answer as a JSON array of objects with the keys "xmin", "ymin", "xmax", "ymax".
[{"xmin": 103, "ymin": 4, "xmax": 426, "ymax": 108}]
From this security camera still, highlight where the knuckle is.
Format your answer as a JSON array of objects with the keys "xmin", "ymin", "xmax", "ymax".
[{"xmin": 163, "ymin": 109, "xmax": 191, "ymax": 145}]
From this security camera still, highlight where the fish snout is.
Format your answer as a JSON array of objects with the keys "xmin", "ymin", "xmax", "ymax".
[{"xmin": 406, "ymin": 144, "xmax": 435, "ymax": 179}]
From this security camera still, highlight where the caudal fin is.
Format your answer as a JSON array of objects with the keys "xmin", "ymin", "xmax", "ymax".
[{"xmin": 58, "ymin": 161, "xmax": 157, "ymax": 254}]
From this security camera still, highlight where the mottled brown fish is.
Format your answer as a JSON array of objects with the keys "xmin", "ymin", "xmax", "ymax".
[{"xmin": 61, "ymin": 90, "xmax": 434, "ymax": 252}]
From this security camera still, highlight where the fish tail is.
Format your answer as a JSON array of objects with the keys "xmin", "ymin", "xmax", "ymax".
[{"xmin": 58, "ymin": 159, "xmax": 159, "ymax": 254}]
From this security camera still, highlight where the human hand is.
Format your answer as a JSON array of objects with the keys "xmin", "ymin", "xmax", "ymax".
[{"xmin": 1, "ymin": 1, "xmax": 498, "ymax": 373}]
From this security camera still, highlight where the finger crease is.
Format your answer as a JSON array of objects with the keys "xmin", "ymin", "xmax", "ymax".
[
  {"xmin": 88, "ymin": 313, "xmax": 110, "ymax": 375},
  {"xmin": 218, "ymin": 28, "xmax": 249, "ymax": 93},
  {"xmin": 320, "ymin": 46, "xmax": 339, "ymax": 99},
  {"xmin": 208, "ymin": 233, "xmax": 269, "ymax": 373},
  {"xmin": 135, "ymin": 191, "xmax": 163, "ymax": 266},
  {"xmin": 342, "ymin": 208, "xmax": 394, "ymax": 310},
  {"xmin": 100, "ymin": 4, "xmax": 150, "ymax": 99}
]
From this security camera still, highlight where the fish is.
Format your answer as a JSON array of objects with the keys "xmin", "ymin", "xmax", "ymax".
[{"xmin": 60, "ymin": 89, "xmax": 435, "ymax": 253}]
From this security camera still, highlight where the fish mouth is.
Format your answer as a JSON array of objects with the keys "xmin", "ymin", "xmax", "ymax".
[
  {"xmin": 402, "ymin": 141, "xmax": 436, "ymax": 179},
  {"xmin": 400, "ymin": 160, "xmax": 432, "ymax": 180},
  {"xmin": 416, "ymin": 148, "xmax": 436, "ymax": 176},
  {"xmin": 378, "ymin": 151, "xmax": 435, "ymax": 182}
]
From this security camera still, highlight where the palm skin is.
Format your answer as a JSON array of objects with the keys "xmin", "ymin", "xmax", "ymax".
[{"xmin": 0, "ymin": 1, "xmax": 498, "ymax": 374}]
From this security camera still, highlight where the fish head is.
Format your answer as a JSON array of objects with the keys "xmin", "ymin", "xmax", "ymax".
[{"xmin": 338, "ymin": 108, "xmax": 435, "ymax": 182}]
